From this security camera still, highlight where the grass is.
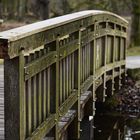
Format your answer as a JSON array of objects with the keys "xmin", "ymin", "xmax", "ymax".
[
  {"xmin": 127, "ymin": 46, "xmax": 140, "ymax": 56},
  {"xmin": 0, "ymin": 59, "xmax": 3, "ymax": 65}
]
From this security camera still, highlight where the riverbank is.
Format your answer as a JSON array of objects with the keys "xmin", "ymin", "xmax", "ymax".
[{"xmin": 93, "ymin": 77, "xmax": 140, "ymax": 140}]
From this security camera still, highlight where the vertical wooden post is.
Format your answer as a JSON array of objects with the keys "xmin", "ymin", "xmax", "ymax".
[
  {"xmin": 69, "ymin": 29, "xmax": 81, "ymax": 140},
  {"xmin": 112, "ymin": 24, "xmax": 116, "ymax": 95},
  {"xmin": 4, "ymin": 49, "xmax": 26, "ymax": 140},
  {"xmin": 25, "ymin": 55, "xmax": 32, "ymax": 135},
  {"xmin": 32, "ymin": 53, "xmax": 37, "ymax": 130},
  {"xmin": 77, "ymin": 29, "xmax": 81, "ymax": 139},
  {"xmin": 102, "ymin": 22, "xmax": 108, "ymax": 102},
  {"xmin": 119, "ymin": 27, "xmax": 123, "ymax": 89},
  {"xmin": 54, "ymin": 36, "xmax": 59, "ymax": 140},
  {"xmin": 90, "ymin": 21, "xmax": 97, "ymax": 140},
  {"xmin": 18, "ymin": 0, "xmax": 26, "ymax": 20},
  {"xmin": 123, "ymin": 37, "xmax": 127, "ymax": 84},
  {"xmin": 19, "ymin": 50, "xmax": 26, "ymax": 140}
]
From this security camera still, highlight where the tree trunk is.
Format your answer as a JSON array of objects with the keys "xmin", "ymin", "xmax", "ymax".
[
  {"xmin": 18, "ymin": 0, "xmax": 26, "ymax": 20},
  {"xmin": 0, "ymin": 0, "xmax": 2, "ymax": 18},
  {"xmin": 131, "ymin": 0, "xmax": 140, "ymax": 46},
  {"xmin": 110, "ymin": 0, "xmax": 118, "ymax": 14},
  {"xmin": 38, "ymin": 0, "xmax": 50, "ymax": 20}
]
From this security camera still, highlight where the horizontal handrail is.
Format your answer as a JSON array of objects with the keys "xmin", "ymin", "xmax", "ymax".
[{"xmin": 0, "ymin": 10, "xmax": 128, "ymax": 59}]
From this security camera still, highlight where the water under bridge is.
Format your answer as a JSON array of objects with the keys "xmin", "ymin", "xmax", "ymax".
[{"xmin": 0, "ymin": 10, "xmax": 128, "ymax": 140}]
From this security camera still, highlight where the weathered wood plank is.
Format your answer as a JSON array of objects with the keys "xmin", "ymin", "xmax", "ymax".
[
  {"xmin": 25, "ymin": 51, "xmax": 57, "ymax": 80},
  {"xmin": 58, "ymin": 110, "xmax": 76, "ymax": 139},
  {"xmin": 32, "ymin": 53, "xmax": 37, "ymax": 130},
  {"xmin": 72, "ymin": 53, "xmax": 74, "ymax": 90},
  {"xmin": 66, "ymin": 57, "xmax": 69, "ymax": 99},
  {"xmin": 68, "ymin": 55, "xmax": 72, "ymax": 96},
  {"xmin": 37, "ymin": 51, "xmax": 42, "ymax": 125},
  {"xmin": 25, "ymin": 55, "xmax": 32, "ymax": 135},
  {"xmin": 62, "ymin": 59, "xmax": 66, "ymax": 102},
  {"xmin": 47, "ymin": 67, "xmax": 50, "ymax": 116},
  {"xmin": 26, "ymin": 114, "xmax": 56, "ymax": 140},
  {"xmin": 4, "ymin": 54, "xmax": 25, "ymax": 139},
  {"xmin": 59, "ymin": 61, "xmax": 62, "ymax": 106},
  {"xmin": 0, "ymin": 65, "xmax": 4, "ymax": 140},
  {"xmin": 59, "ymin": 90, "xmax": 78, "ymax": 118}
]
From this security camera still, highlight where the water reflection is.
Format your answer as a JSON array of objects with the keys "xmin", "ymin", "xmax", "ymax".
[
  {"xmin": 94, "ymin": 112, "xmax": 140, "ymax": 140},
  {"xmin": 124, "ymin": 125, "xmax": 133, "ymax": 140},
  {"xmin": 93, "ymin": 78, "xmax": 140, "ymax": 140},
  {"xmin": 124, "ymin": 117, "xmax": 140, "ymax": 140}
]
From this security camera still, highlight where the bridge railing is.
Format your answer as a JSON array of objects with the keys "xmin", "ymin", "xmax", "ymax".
[{"xmin": 0, "ymin": 10, "xmax": 128, "ymax": 140}]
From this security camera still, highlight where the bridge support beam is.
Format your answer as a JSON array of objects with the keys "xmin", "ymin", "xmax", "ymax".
[
  {"xmin": 4, "ymin": 51, "xmax": 26, "ymax": 140},
  {"xmin": 68, "ymin": 101, "xmax": 80, "ymax": 140}
]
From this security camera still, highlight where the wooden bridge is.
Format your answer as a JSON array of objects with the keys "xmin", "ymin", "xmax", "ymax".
[{"xmin": 0, "ymin": 10, "xmax": 128, "ymax": 140}]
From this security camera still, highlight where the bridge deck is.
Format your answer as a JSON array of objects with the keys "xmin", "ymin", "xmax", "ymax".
[{"xmin": 0, "ymin": 65, "xmax": 4, "ymax": 140}]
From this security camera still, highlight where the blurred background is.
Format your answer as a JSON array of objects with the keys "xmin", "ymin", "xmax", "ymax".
[{"xmin": 0, "ymin": 0, "xmax": 140, "ymax": 50}]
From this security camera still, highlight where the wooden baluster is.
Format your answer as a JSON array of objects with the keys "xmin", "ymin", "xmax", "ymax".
[
  {"xmin": 59, "ymin": 60, "xmax": 63, "ymax": 106},
  {"xmin": 71, "ymin": 53, "xmax": 74, "ymax": 90},
  {"xmin": 36, "ymin": 51, "xmax": 42, "ymax": 125},
  {"xmin": 25, "ymin": 54, "xmax": 32, "ymax": 136},
  {"xmin": 80, "ymin": 48, "xmax": 83, "ymax": 84},
  {"xmin": 45, "ymin": 47, "xmax": 50, "ymax": 116},
  {"xmin": 62, "ymin": 58, "xmax": 66, "ymax": 102},
  {"xmin": 83, "ymin": 46, "xmax": 85, "ymax": 81},
  {"xmin": 41, "ymin": 49, "xmax": 47, "ymax": 121},
  {"xmin": 47, "ymin": 66, "xmax": 50, "ymax": 116},
  {"xmin": 88, "ymin": 43, "xmax": 91, "ymax": 76},
  {"xmin": 68, "ymin": 55, "xmax": 72, "ymax": 95},
  {"xmin": 85, "ymin": 44, "xmax": 88, "ymax": 79},
  {"xmin": 30, "ymin": 53, "xmax": 35, "ymax": 131},
  {"xmin": 66, "ymin": 56, "xmax": 69, "ymax": 98},
  {"xmin": 32, "ymin": 52, "xmax": 37, "ymax": 130}
]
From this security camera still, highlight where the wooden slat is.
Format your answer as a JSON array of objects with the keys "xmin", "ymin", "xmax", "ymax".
[
  {"xmin": 85, "ymin": 44, "xmax": 88, "ymax": 79},
  {"xmin": 80, "ymin": 49, "xmax": 82, "ymax": 83},
  {"xmin": 59, "ymin": 61, "xmax": 63, "ymax": 106},
  {"xmin": 0, "ymin": 65, "xmax": 4, "ymax": 140},
  {"xmin": 31, "ymin": 52, "xmax": 37, "ymax": 130},
  {"xmin": 80, "ymin": 91, "xmax": 92, "ymax": 109},
  {"xmin": 80, "ymin": 76, "xmax": 93, "ymax": 94},
  {"xmin": 26, "ymin": 114, "xmax": 56, "ymax": 140},
  {"xmin": 68, "ymin": 55, "xmax": 72, "ymax": 95},
  {"xmin": 47, "ymin": 67, "xmax": 50, "ymax": 116},
  {"xmin": 42, "ymin": 50, "xmax": 47, "ymax": 121},
  {"xmin": 62, "ymin": 59, "xmax": 66, "ymax": 102},
  {"xmin": 25, "ymin": 55, "xmax": 32, "ymax": 135},
  {"xmin": 59, "ymin": 90, "xmax": 78, "ymax": 118},
  {"xmin": 59, "ymin": 41, "xmax": 79, "ymax": 60},
  {"xmin": 25, "ymin": 51, "xmax": 57, "ymax": 80},
  {"xmin": 58, "ymin": 110, "xmax": 76, "ymax": 138},
  {"xmin": 88, "ymin": 43, "xmax": 90, "ymax": 77},
  {"xmin": 20, "ymin": 52, "xmax": 26, "ymax": 140},
  {"xmin": 82, "ymin": 46, "xmax": 84, "ymax": 80},
  {"xmin": 66, "ymin": 57, "xmax": 69, "ymax": 98},
  {"xmin": 37, "ymin": 51, "xmax": 42, "ymax": 125},
  {"xmin": 72, "ymin": 53, "xmax": 75, "ymax": 89}
]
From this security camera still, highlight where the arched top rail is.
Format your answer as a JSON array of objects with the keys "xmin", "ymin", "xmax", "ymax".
[{"xmin": 0, "ymin": 10, "xmax": 128, "ymax": 59}]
